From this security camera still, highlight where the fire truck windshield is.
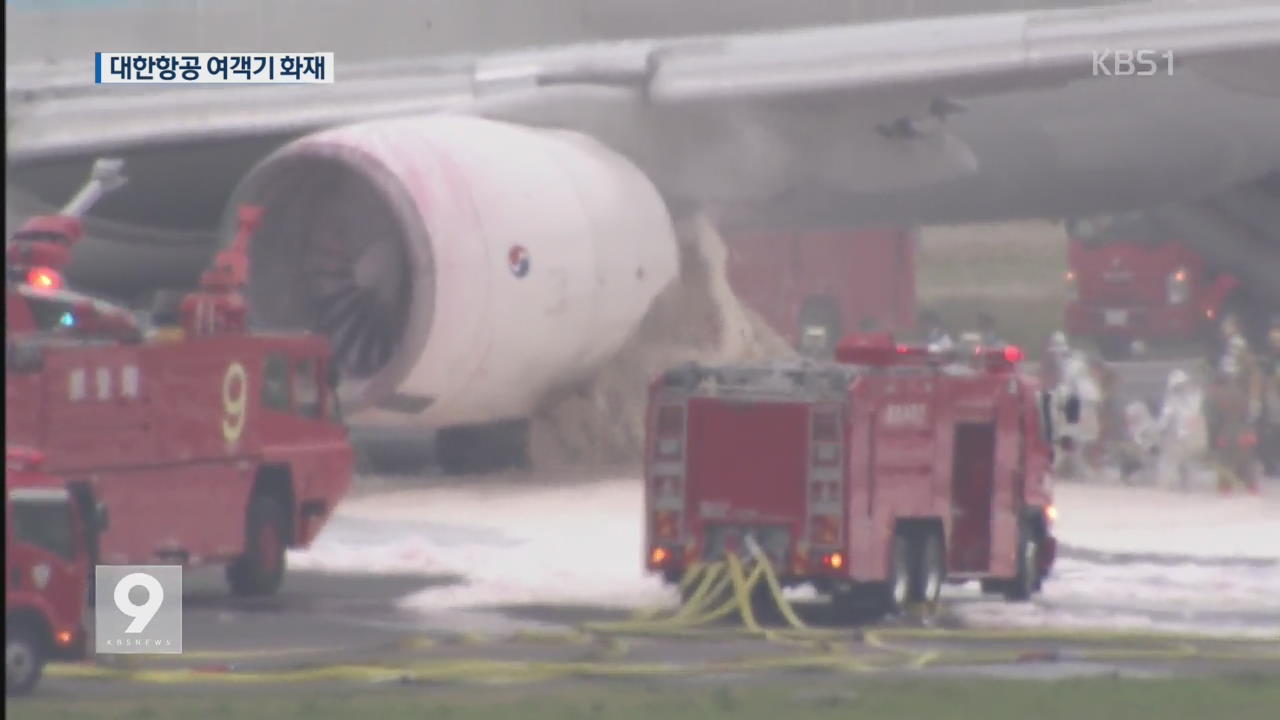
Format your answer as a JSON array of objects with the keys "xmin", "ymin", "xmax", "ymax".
[
  {"xmin": 21, "ymin": 294, "xmax": 80, "ymax": 333},
  {"xmin": 10, "ymin": 492, "xmax": 77, "ymax": 561},
  {"xmin": 1068, "ymin": 212, "xmax": 1164, "ymax": 246}
]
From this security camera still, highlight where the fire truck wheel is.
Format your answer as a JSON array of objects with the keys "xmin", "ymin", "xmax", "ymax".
[
  {"xmin": 915, "ymin": 531, "xmax": 945, "ymax": 605},
  {"xmin": 749, "ymin": 583, "xmax": 783, "ymax": 626},
  {"xmin": 885, "ymin": 532, "xmax": 913, "ymax": 613},
  {"xmin": 227, "ymin": 496, "xmax": 288, "ymax": 597},
  {"xmin": 5, "ymin": 622, "xmax": 45, "ymax": 696},
  {"xmin": 1004, "ymin": 525, "xmax": 1040, "ymax": 602}
]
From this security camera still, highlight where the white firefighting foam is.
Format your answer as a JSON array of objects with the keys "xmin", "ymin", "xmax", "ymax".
[
  {"xmin": 292, "ymin": 476, "xmax": 673, "ymax": 609},
  {"xmin": 1053, "ymin": 483, "xmax": 1280, "ymax": 560},
  {"xmin": 291, "ymin": 478, "xmax": 1280, "ymax": 635}
]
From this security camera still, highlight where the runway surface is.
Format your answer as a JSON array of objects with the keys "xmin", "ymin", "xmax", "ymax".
[{"xmin": 34, "ymin": 476, "xmax": 1280, "ymax": 696}]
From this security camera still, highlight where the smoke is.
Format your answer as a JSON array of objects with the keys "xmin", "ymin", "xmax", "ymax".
[{"xmin": 528, "ymin": 213, "xmax": 794, "ymax": 470}]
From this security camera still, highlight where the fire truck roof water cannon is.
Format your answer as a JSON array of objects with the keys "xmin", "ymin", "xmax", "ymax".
[
  {"xmin": 6, "ymin": 158, "xmax": 142, "ymax": 342},
  {"xmin": 642, "ymin": 332, "xmax": 1068, "ymax": 624},
  {"xmin": 6, "ymin": 159, "xmax": 354, "ymax": 601}
]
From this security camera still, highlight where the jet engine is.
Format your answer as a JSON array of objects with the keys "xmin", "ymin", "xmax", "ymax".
[{"xmin": 228, "ymin": 116, "xmax": 679, "ymax": 434}]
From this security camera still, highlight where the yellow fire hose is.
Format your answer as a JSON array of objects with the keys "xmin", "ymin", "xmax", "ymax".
[{"xmin": 49, "ymin": 551, "xmax": 1280, "ymax": 686}]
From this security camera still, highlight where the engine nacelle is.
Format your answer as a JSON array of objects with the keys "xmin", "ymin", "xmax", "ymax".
[{"xmin": 229, "ymin": 116, "xmax": 679, "ymax": 427}]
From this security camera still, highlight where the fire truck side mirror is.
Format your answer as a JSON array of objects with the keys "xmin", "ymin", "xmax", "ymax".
[{"xmin": 95, "ymin": 502, "xmax": 110, "ymax": 533}]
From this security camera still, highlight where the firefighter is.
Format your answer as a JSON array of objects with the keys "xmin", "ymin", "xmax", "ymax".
[
  {"xmin": 1089, "ymin": 351, "xmax": 1127, "ymax": 474},
  {"xmin": 1048, "ymin": 334, "xmax": 1103, "ymax": 480},
  {"xmin": 1259, "ymin": 315, "xmax": 1280, "ymax": 479},
  {"xmin": 1152, "ymin": 369, "xmax": 1208, "ymax": 491},
  {"xmin": 1041, "ymin": 331, "xmax": 1070, "ymax": 389},
  {"xmin": 1208, "ymin": 314, "xmax": 1261, "ymax": 493},
  {"xmin": 1121, "ymin": 399, "xmax": 1159, "ymax": 484},
  {"xmin": 919, "ymin": 310, "xmax": 954, "ymax": 352}
]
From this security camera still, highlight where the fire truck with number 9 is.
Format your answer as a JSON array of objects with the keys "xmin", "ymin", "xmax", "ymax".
[
  {"xmin": 644, "ymin": 332, "xmax": 1065, "ymax": 616},
  {"xmin": 5, "ymin": 159, "xmax": 353, "ymax": 599}
]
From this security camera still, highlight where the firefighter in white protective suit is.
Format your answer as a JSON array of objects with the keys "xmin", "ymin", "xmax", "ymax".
[
  {"xmin": 1046, "ymin": 332, "xmax": 1102, "ymax": 479},
  {"xmin": 1121, "ymin": 400, "xmax": 1159, "ymax": 484},
  {"xmin": 1150, "ymin": 369, "xmax": 1209, "ymax": 491}
]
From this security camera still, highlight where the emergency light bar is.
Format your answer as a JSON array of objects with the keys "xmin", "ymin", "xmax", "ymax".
[
  {"xmin": 837, "ymin": 333, "xmax": 942, "ymax": 367},
  {"xmin": 835, "ymin": 333, "xmax": 1023, "ymax": 373},
  {"xmin": 983, "ymin": 345, "xmax": 1024, "ymax": 372},
  {"xmin": 26, "ymin": 267, "xmax": 63, "ymax": 292},
  {"xmin": 834, "ymin": 332, "xmax": 898, "ymax": 365}
]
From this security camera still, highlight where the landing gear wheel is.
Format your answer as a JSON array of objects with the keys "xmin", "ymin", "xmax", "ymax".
[
  {"xmin": 884, "ymin": 533, "xmax": 912, "ymax": 614},
  {"xmin": 227, "ymin": 496, "xmax": 289, "ymax": 597},
  {"xmin": 913, "ymin": 531, "xmax": 945, "ymax": 606},
  {"xmin": 1004, "ymin": 524, "xmax": 1040, "ymax": 602},
  {"xmin": 6, "ymin": 623, "xmax": 45, "ymax": 696}
]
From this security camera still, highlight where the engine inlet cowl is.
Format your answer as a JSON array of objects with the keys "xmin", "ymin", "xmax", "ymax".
[{"xmin": 228, "ymin": 116, "xmax": 679, "ymax": 426}]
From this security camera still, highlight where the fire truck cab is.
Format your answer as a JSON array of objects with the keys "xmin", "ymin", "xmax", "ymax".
[
  {"xmin": 644, "ymin": 333, "xmax": 1061, "ymax": 615},
  {"xmin": 5, "ymin": 161, "xmax": 352, "ymax": 599},
  {"xmin": 6, "ymin": 448, "xmax": 106, "ymax": 696},
  {"xmin": 1063, "ymin": 213, "xmax": 1241, "ymax": 359}
]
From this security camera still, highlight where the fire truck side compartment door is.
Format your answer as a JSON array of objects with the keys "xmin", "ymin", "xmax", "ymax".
[
  {"xmin": 948, "ymin": 422, "xmax": 994, "ymax": 573},
  {"xmin": 989, "ymin": 393, "xmax": 1022, "ymax": 578}
]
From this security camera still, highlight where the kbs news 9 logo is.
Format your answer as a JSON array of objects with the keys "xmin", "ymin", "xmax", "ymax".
[{"xmin": 95, "ymin": 565, "xmax": 183, "ymax": 654}]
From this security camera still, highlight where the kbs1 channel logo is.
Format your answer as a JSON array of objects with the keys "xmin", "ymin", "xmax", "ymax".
[
  {"xmin": 1091, "ymin": 49, "xmax": 1175, "ymax": 78},
  {"xmin": 95, "ymin": 52, "xmax": 334, "ymax": 84},
  {"xmin": 95, "ymin": 565, "xmax": 183, "ymax": 654}
]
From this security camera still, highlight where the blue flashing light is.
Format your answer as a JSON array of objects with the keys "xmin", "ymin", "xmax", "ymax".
[{"xmin": 59, "ymin": 311, "xmax": 75, "ymax": 328}]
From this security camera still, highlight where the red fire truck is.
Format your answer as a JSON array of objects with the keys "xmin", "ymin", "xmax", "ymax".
[
  {"xmin": 1063, "ymin": 214, "xmax": 1241, "ymax": 359},
  {"xmin": 643, "ymin": 333, "xmax": 1061, "ymax": 615},
  {"xmin": 5, "ymin": 160, "xmax": 353, "ymax": 598},
  {"xmin": 726, "ymin": 227, "xmax": 918, "ymax": 353},
  {"xmin": 6, "ymin": 447, "xmax": 106, "ymax": 696}
]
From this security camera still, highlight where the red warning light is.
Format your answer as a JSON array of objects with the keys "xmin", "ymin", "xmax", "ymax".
[
  {"xmin": 1003, "ymin": 345, "xmax": 1024, "ymax": 364},
  {"xmin": 27, "ymin": 266, "xmax": 62, "ymax": 292}
]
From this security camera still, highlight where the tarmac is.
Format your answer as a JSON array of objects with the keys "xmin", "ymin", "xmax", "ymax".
[{"xmin": 33, "ymin": 565, "xmax": 1280, "ymax": 696}]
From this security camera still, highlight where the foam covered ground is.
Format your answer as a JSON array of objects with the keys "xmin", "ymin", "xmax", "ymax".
[
  {"xmin": 1053, "ymin": 483, "xmax": 1280, "ymax": 560},
  {"xmin": 291, "ymin": 477, "xmax": 1280, "ymax": 636}
]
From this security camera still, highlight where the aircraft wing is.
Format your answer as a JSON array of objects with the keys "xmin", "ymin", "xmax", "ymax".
[
  {"xmin": 9, "ymin": 1, "xmax": 1280, "ymax": 172},
  {"xmin": 646, "ymin": 2, "xmax": 1280, "ymax": 103}
]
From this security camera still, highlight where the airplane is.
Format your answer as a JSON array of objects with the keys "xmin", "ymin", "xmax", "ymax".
[{"xmin": 7, "ymin": 0, "xmax": 1280, "ymax": 470}]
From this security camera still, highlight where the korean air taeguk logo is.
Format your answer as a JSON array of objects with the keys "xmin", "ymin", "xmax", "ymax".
[{"xmin": 508, "ymin": 245, "xmax": 530, "ymax": 278}]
